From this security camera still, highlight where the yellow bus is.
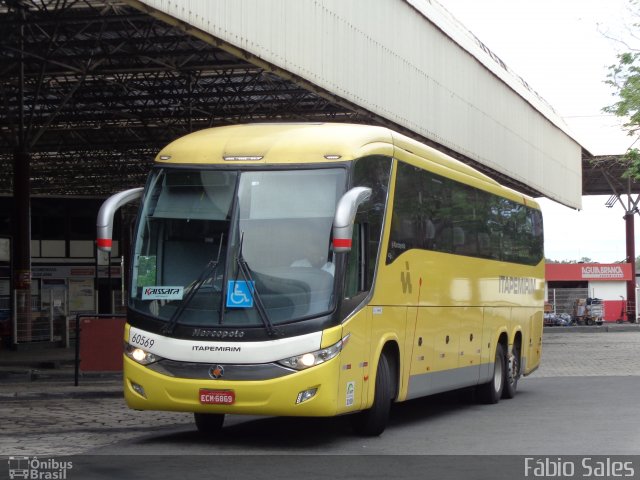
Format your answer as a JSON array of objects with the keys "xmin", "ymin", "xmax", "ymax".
[{"xmin": 97, "ymin": 123, "xmax": 544, "ymax": 436}]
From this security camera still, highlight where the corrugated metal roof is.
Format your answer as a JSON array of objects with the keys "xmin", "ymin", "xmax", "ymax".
[
  {"xmin": 133, "ymin": 0, "xmax": 584, "ymax": 208},
  {"xmin": 415, "ymin": 0, "xmax": 575, "ymax": 142}
]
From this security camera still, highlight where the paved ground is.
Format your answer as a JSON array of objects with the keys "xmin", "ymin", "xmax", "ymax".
[
  {"xmin": 536, "ymin": 330, "xmax": 640, "ymax": 377},
  {"xmin": 0, "ymin": 397, "xmax": 191, "ymax": 456},
  {"xmin": 1, "ymin": 327, "xmax": 639, "ymax": 457}
]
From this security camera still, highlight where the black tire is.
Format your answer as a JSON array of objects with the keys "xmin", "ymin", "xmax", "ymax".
[
  {"xmin": 502, "ymin": 342, "xmax": 520, "ymax": 399},
  {"xmin": 476, "ymin": 343, "xmax": 505, "ymax": 404},
  {"xmin": 351, "ymin": 353, "xmax": 394, "ymax": 436},
  {"xmin": 194, "ymin": 412, "xmax": 224, "ymax": 435}
]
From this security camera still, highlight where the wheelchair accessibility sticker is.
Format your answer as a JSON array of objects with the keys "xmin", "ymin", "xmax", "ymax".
[{"xmin": 226, "ymin": 280, "xmax": 255, "ymax": 308}]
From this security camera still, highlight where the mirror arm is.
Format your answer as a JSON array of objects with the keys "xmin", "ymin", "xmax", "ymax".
[
  {"xmin": 97, "ymin": 187, "xmax": 143, "ymax": 253},
  {"xmin": 332, "ymin": 186, "xmax": 372, "ymax": 253}
]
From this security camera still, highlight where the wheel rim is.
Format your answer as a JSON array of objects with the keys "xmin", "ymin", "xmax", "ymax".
[
  {"xmin": 493, "ymin": 352, "xmax": 503, "ymax": 392},
  {"xmin": 507, "ymin": 353, "xmax": 519, "ymax": 386}
]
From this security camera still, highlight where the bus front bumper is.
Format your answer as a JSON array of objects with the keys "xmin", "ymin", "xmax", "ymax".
[{"xmin": 123, "ymin": 355, "xmax": 341, "ymax": 417}]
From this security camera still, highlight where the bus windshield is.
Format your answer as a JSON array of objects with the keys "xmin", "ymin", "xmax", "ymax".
[{"xmin": 130, "ymin": 167, "xmax": 347, "ymax": 328}]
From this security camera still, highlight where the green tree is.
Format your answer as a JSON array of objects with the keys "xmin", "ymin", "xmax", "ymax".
[
  {"xmin": 604, "ymin": 0, "xmax": 640, "ymax": 177},
  {"xmin": 545, "ymin": 257, "xmax": 593, "ymax": 264}
]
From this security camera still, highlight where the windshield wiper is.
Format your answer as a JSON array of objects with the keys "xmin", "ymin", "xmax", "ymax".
[
  {"xmin": 162, "ymin": 234, "xmax": 224, "ymax": 335},
  {"xmin": 234, "ymin": 232, "xmax": 277, "ymax": 337}
]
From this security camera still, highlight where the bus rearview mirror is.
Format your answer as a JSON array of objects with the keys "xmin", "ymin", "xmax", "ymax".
[
  {"xmin": 332, "ymin": 186, "xmax": 372, "ymax": 253},
  {"xmin": 97, "ymin": 187, "xmax": 144, "ymax": 252}
]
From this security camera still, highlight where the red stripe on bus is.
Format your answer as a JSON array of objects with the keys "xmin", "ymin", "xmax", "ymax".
[
  {"xmin": 333, "ymin": 238, "xmax": 352, "ymax": 248},
  {"xmin": 97, "ymin": 238, "xmax": 112, "ymax": 248}
]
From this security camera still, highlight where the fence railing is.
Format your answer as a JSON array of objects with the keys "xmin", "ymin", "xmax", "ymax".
[
  {"xmin": 10, "ymin": 290, "xmax": 127, "ymax": 345},
  {"xmin": 547, "ymin": 288, "xmax": 589, "ymax": 316}
]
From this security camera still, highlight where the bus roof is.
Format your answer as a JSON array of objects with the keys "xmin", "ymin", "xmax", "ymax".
[
  {"xmin": 155, "ymin": 123, "xmax": 394, "ymax": 165},
  {"xmin": 154, "ymin": 122, "xmax": 537, "ymax": 207}
]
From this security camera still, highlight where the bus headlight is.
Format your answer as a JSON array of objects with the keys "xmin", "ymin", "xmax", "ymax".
[
  {"xmin": 277, "ymin": 334, "xmax": 350, "ymax": 371},
  {"xmin": 124, "ymin": 343, "xmax": 163, "ymax": 365}
]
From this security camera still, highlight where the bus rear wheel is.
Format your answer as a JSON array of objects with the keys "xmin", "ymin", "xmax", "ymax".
[
  {"xmin": 502, "ymin": 343, "xmax": 520, "ymax": 399},
  {"xmin": 476, "ymin": 343, "xmax": 505, "ymax": 404},
  {"xmin": 351, "ymin": 353, "xmax": 394, "ymax": 437},
  {"xmin": 194, "ymin": 412, "xmax": 224, "ymax": 435}
]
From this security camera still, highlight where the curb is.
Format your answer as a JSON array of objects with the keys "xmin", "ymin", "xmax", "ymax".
[
  {"xmin": 0, "ymin": 388, "xmax": 123, "ymax": 402},
  {"xmin": 0, "ymin": 369, "xmax": 122, "ymax": 383},
  {"xmin": 544, "ymin": 324, "xmax": 640, "ymax": 334},
  {"xmin": 0, "ymin": 370, "xmax": 123, "ymax": 402}
]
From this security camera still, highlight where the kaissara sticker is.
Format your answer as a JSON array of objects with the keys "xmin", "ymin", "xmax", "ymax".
[{"xmin": 142, "ymin": 286, "xmax": 184, "ymax": 300}]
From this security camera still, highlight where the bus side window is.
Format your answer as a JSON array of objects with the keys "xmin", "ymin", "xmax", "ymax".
[
  {"xmin": 344, "ymin": 223, "xmax": 363, "ymax": 299},
  {"xmin": 345, "ymin": 155, "xmax": 391, "ymax": 298}
]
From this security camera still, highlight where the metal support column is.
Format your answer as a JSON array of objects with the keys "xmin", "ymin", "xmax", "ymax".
[
  {"xmin": 13, "ymin": 149, "xmax": 32, "ymax": 342},
  {"xmin": 12, "ymin": 3, "xmax": 33, "ymax": 342},
  {"xmin": 625, "ymin": 212, "xmax": 637, "ymax": 322}
]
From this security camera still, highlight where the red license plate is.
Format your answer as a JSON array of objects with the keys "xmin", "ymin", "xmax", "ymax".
[{"xmin": 199, "ymin": 389, "xmax": 235, "ymax": 405}]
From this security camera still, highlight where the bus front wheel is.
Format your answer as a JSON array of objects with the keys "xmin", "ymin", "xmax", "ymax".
[
  {"xmin": 351, "ymin": 353, "xmax": 394, "ymax": 437},
  {"xmin": 477, "ymin": 343, "xmax": 505, "ymax": 404},
  {"xmin": 194, "ymin": 412, "xmax": 224, "ymax": 435}
]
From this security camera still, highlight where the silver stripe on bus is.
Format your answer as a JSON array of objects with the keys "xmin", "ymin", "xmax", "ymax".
[
  {"xmin": 147, "ymin": 360, "xmax": 295, "ymax": 380},
  {"xmin": 128, "ymin": 326, "xmax": 322, "ymax": 364}
]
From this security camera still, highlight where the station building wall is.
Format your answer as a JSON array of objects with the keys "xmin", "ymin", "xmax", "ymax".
[
  {"xmin": 546, "ymin": 263, "xmax": 633, "ymax": 322},
  {"xmin": 0, "ymin": 197, "xmax": 124, "ymax": 317}
]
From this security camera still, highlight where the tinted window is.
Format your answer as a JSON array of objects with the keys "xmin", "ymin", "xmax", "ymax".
[
  {"xmin": 387, "ymin": 161, "xmax": 543, "ymax": 266},
  {"xmin": 344, "ymin": 155, "xmax": 392, "ymax": 297}
]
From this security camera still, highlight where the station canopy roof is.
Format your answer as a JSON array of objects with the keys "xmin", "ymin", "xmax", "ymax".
[
  {"xmin": 0, "ymin": 0, "xmax": 637, "ymax": 202},
  {"xmin": 583, "ymin": 154, "xmax": 640, "ymax": 198}
]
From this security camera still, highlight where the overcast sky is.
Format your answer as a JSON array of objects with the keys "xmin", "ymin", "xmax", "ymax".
[{"xmin": 437, "ymin": 0, "xmax": 638, "ymax": 263}]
